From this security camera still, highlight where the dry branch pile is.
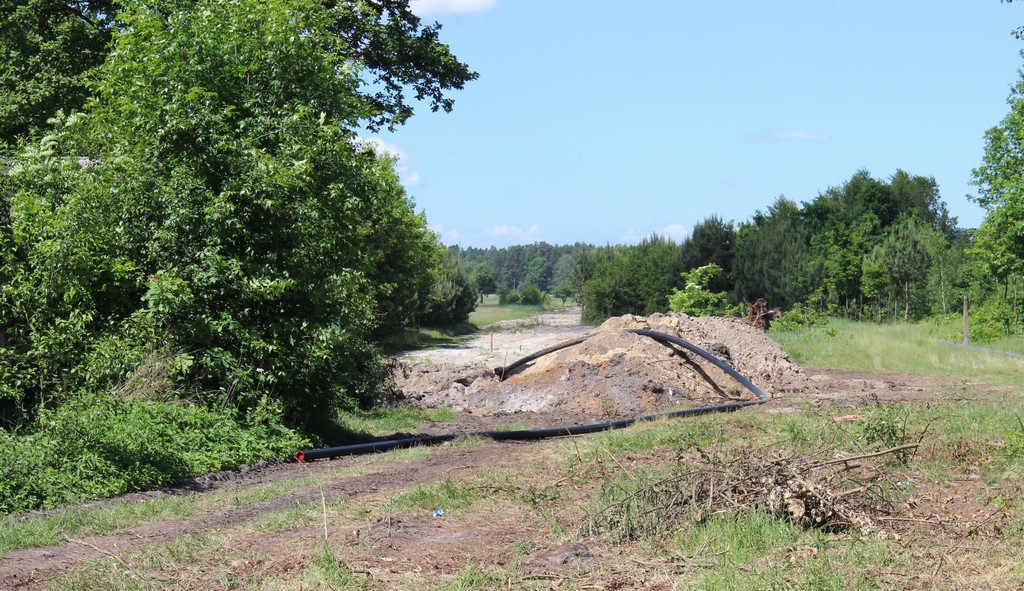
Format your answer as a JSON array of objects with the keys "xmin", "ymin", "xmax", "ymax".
[{"xmin": 582, "ymin": 444, "xmax": 915, "ymax": 543}]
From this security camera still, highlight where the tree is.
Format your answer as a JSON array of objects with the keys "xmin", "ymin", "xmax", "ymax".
[
  {"xmin": 879, "ymin": 217, "xmax": 932, "ymax": 320},
  {"xmin": 668, "ymin": 264, "xmax": 727, "ymax": 316},
  {"xmin": 1, "ymin": 0, "xmax": 463, "ymax": 430},
  {"xmin": 0, "ymin": 0, "xmax": 476, "ymax": 143},
  {"xmin": 524, "ymin": 256, "xmax": 552, "ymax": 291},
  {"xmin": 581, "ymin": 235, "xmax": 681, "ymax": 323},
  {"xmin": 971, "ymin": 57, "xmax": 1024, "ymax": 284},
  {"xmin": 889, "ymin": 170, "xmax": 956, "ymax": 237},
  {"xmin": 418, "ymin": 251, "xmax": 477, "ymax": 326},
  {"xmin": 470, "ymin": 263, "xmax": 496, "ymax": 300},
  {"xmin": 732, "ymin": 196, "xmax": 809, "ymax": 309},
  {"xmin": 0, "ymin": 0, "xmax": 114, "ymax": 144},
  {"xmin": 672, "ymin": 215, "xmax": 735, "ymax": 294}
]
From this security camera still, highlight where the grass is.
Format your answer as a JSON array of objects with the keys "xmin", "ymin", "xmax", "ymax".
[
  {"xmin": 0, "ymin": 458, "xmax": 379, "ymax": 556},
  {"xmin": 770, "ymin": 318, "xmax": 1024, "ymax": 387},
  {"xmin": 381, "ymin": 322, "xmax": 479, "ymax": 353},
  {"xmin": 389, "ymin": 476, "xmax": 477, "ymax": 513},
  {"xmin": 38, "ymin": 394, "xmax": 1024, "ymax": 589},
  {"xmin": 335, "ymin": 406, "xmax": 456, "ymax": 437},
  {"xmin": 468, "ymin": 294, "xmax": 573, "ymax": 328}
]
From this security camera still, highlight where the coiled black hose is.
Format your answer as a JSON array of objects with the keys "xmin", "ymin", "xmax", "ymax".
[{"xmin": 295, "ymin": 329, "xmax": 769, "ymax": 461}]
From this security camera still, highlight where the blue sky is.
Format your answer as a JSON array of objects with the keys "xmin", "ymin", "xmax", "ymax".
[{"xmin": 372, "ymin": 1, "xmax": 1024, "ymax": 248}]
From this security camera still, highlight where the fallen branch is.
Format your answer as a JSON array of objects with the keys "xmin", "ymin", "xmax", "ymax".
[{"xmin": 817, "ymin": 444, "xmax": 919, "ymax": 467}]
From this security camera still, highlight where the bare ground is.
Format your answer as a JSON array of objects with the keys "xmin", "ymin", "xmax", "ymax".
[{"xmin": 1, "ymin": 309, "xmax": 1020, "ymax": 590}]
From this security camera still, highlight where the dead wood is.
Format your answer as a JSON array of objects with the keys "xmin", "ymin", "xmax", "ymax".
[
  {"xmin": 741, "ymin": 298, "xmax": 780, "ymax": 331},
  {"xmin": 581, "ymin": 445, "xmax": 899, "ymax": 543}
]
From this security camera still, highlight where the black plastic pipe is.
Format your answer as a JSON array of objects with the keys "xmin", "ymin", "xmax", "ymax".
[{"xmin": 295, "ymin": 329, "xmax": 769, "ymax": 461}]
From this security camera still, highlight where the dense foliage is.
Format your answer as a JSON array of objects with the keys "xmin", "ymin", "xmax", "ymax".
[
  {"xmin": 465, "ymin": 165, "xmax": 1020, "ymax": 341},
  {"xmin": 0, "ymin": 390, "xmax": 306, "ymax": 515},
  {"xmin": 668, "ymin": 264, "xmax": 728, "ymax": 316},
  {"xmin": 417, "ymin": 250, "xmax": 477, "ymax": 326},
  {"xmin": 0, "ymin": 0, "xmax": 475, "ymax": 514}
]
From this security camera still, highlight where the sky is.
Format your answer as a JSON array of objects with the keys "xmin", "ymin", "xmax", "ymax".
[{"xmin": 370, "ymin": 0, "xmax": 1024, "ymax": 248}]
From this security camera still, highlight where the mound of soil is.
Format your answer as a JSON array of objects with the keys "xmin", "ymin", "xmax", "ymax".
[{"xmin": 395, "ymin": 313, "xmax": 803, "ymax": 416}]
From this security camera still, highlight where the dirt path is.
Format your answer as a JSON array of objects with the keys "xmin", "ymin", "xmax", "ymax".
[{"xmin": 0, "ymin": 309, "xmax": 1011, "ymax": 590}]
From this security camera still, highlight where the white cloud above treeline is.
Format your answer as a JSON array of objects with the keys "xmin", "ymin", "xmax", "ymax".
[
  {"xmin": 410, "ymin": 0, "xmax": 499, "ymax": 16},
  {"xmin": 355, "ymin": 137, "xmax": 423, "ymax": 187},
  {"xmin": 488, "ymin": 223, "xmax": 542, "ymax": 242},
  {"xmin": 662, "ymin": 224, "xmax": 688, "ymax": 240}
]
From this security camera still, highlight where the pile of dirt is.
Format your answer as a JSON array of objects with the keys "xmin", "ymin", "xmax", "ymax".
[{"xmin": 395, "ymin": 313, "xmax": 803, "ymax": 416}]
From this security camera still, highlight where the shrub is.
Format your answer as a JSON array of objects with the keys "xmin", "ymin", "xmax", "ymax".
[
  {"xmin": 497, "ymin": 285, "xmax": 519, "ymax": 305},
  {"xmin": 668, "ymin": 264, "xmax": 727, "ymax": 316},
  {"xmin": 770, "ymin": 303, "xmax": 829, "ymax": 332},
  {"xmin": 518, "ymin": 285, "xmax": 546, "ymax": 306},
  {"xmin": 0, "ymin": 392, "xmax": 307, "ymax": 517}
]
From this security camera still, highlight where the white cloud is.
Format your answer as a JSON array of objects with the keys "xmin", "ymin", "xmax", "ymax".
[
  {"xmin": 357, "ymin": 137, "xmax": 404, "ymax": 159},
  {"xmin": 618, "ymin": 227, "xmax": 647, "ymax": 245},
  {"xmin": 743, "ymin": 129, "xmax": 831, "ymax": 143},
  {"xmin": 662, "ymin": 224, "xmax": 688, "ymax": 241},
  {"xmin": 401, "ymin": 169, "xmax": 422, "ymax": 187},
  {"xmin": 488, "ymin": 224, "xmax": 542, "ymax": 242},
  {"xmin": 411, "ymin": 0, "xmax": 498, "ymax": 16},
  {"xmin": 430, "ymin": 224, "xmax": 462, "ymax": 244},
  {"xmin": 355, "ymin": 136, "xmax": 423, "ymax": 187}
]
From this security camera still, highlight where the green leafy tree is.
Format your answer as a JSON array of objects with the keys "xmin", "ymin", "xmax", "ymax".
[
  {"xmin": 581, "ymin": 235, "xmax": 681, "ymax": 323},
  {"xmin": 732, "ymin": 196, "xmax": 809, "ymax": 308},
  {"xmin": 551, "ymin": 281, "xmax": 574, "ymax": 305},
  {"xmin": 672, "ymin": 215, "xmax": 735, "ymax": 294},
  {"xmin": 860, "ymin": 251, "xmax": 889, "ymax": 321},
  {"xmin": 0, "ymin": 0, "xmax": 114, "ymax": 143},
  {"xmin": 668, "ymin": 263, "xmax": 727, "ymax": 316},
  {"xmin": 518, "ymin": 284, "xmax": 545, "ymax": 306},
  {"xmin": 971, "ymin": 58, "xmax": 1024, "ymax": 285},
  {"xmin": 419, "ymin": 251, "xmax": 477, "ymax": 326},
  {"xmin": 1, "ymin": 0, "xmax": 462, "ymax": 430},
  {"xmin": 470, "ymin": 262, "xmax": 497, "ymax": 301},
  {"xmin": 877, "ymin": 217, "xmax": 932, "ymax": 321},
  {"xmin": 0, "ymin": 0, "xmax": 475, "ymax": 143},
  {"xmin": 524, "ymin": 256, "xmax": 552, "ymax": 291}
]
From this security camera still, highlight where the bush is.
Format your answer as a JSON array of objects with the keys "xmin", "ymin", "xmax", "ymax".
[
  {"xmin": 418, "ymin": 251, "xmax": 478, "ymax": 326},
  {"xmin": 668, "ymin": 264, "xmax": 727, "ymax": 316},
  {"xmin": 970, "ymin": 298, "xmax": 1017, "ymax": 343},
  {"xmin": 497, "ymin": 285, "xmax": 519, "ymax": 305},
  {"xmin": 0, "ymin": 392, "xmax": 307, "ymax": 517},
  {"xmin": 518, "ymin": 285, "xmax": 546, "ymax": 306},
  {"xmin": 770, "ymin": 303, "xmax": 829, "ymax": 332}
]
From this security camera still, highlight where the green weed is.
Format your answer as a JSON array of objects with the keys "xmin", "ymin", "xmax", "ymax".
[
  {"xmin": 336, "ymin": 406, "xmax": 455, "ymax": 437},
  {"xmin": 390, "ymin": 477, "xmax": 476, "ymax": 514}
]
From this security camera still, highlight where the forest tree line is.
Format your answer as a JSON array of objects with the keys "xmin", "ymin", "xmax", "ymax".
[{"xmin": 455, "ymin": 167, "xmax": 1020, "ymax": 341}]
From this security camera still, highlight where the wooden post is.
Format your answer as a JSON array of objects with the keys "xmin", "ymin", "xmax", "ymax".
[
  {"xmin": 963, "ymin": 295, "xmax": 970, "ymax": 345},
  {"xmin": 490, "ymin": 331, "xmax": 494, "ymax": 351}
]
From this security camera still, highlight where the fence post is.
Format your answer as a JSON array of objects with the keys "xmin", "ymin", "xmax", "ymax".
[{"xmin": 963, "ymin": 296, "xmax": 970, "ymax": 345}]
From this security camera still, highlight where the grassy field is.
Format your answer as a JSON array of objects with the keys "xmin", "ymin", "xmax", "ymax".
[
  {"xmin": 771, "ymin": 318, "xmax": 1024, "ymax": 388},
  {"xmin": 468, "ymin": 294, "xmax": 575, "ymax": 328}
]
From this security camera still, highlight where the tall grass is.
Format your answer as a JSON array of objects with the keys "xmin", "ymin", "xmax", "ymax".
[{"xmin": 771, "ymin": 319, "xmax": 1024, "ymax": 388}]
